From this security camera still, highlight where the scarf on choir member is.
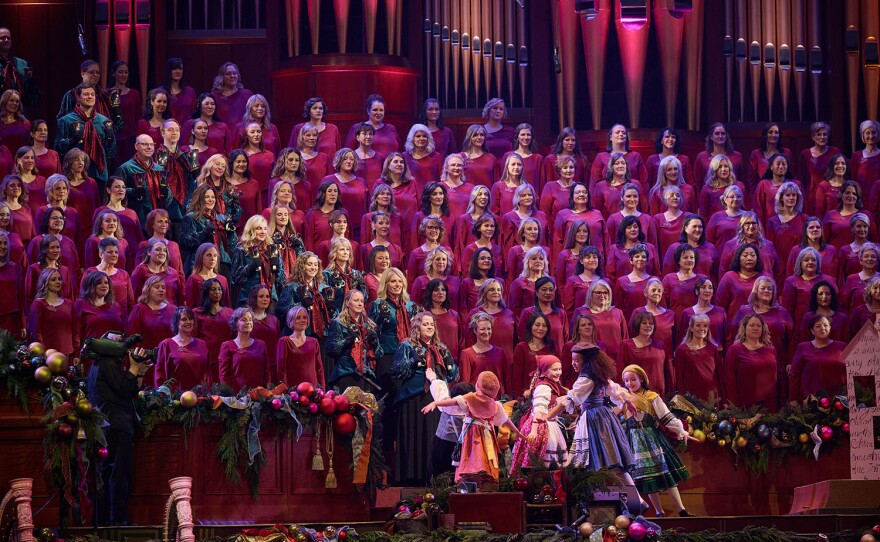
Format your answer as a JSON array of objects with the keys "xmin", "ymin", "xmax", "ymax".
[
  {"xmin": 133, "ymin": 154, "xmax": 165, "ymax": 211},
  {"xmin": 333, "ymin": 263, "xmax": 354, "ymax": 295},
  {"xmin": 388, "ymin": 295, "xmax": 410, "ymax": 342},
  {"xmin": 349, "ymin": 313, "xmax": 375, "ymax": 376},
  {"xmin": 305, "ymin": 280, "xmax": 330, "ymax": 338},
  {"xmin": 421, "ymin": 340, "xmax": 446, "ymax": 391},
  {"xmin": 74, "ymin": 105, "xmax": 106, "ymax": 174},
  {"xmin": 2, "ymin": 59, "xmax": 22, "ymax": 94},
  {"xmin": 159, "ymin": 146, "xmax": 188, "ymax": 206},
  {"xmin": 253, "ymin": 241, "xmax": 277, "ymax": 287}
]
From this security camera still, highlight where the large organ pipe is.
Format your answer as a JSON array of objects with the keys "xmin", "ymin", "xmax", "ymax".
[
  {"xmin": 654, "ymin": 0, "xmax": 686, "ymax": 126},
  {"xmin": 845, "ymin": 0, "xmax": 860, "ymax": 148},
  {"xmin": 580, "ymin": 0, "xmax": 612, "ymax": 130},
  {"xmin": 683, "ymin": 0, "xmax": 705, "ymax": 129},
  {"xmin": 776, "ymin": 0, "xmax": 792, "ymax": 120},
  {"xmin": 735, "ymin": 0, "xmax": 748, "ymax": 120},
  {"xmin": 748, "ymin": 0, "xmax": 762, "ymax": 120},
  {"xmin": 807, "ymin": 0, "xmax": 823, "ymax": 119},
  {"xmin": 791, "ymin": 0, "xmax": 806, "ymax": 119},
  {"xmin": 762, "ymin": 0, "xmax": 776, "ymax": 118},
  {"xmin": 862, "ymin": 0, "xmax": 879, "ymax": 121},
  {"xmin": 307, "ymin": 0, "xmax": 320, "ymax": 54},
  {"xmin": 333, "ymin": 0, "xmax": 350, "ymax": 53},
  {"xmin": 363, "ymin": 0, "xmax": 377, "ymax": 54}
]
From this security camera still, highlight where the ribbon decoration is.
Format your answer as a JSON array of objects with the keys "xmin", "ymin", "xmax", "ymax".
[
  {"xmin": 342, "ymin": 386, "xmax": 378, "ymax": 485},
  {"xmin": 247, "ymin": 403, "xmax": 262, "ymax": 466}
]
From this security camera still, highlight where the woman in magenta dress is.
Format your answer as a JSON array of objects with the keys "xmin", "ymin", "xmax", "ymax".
[
  {"xmin": 540, "ymin": 154, "xmax": 577, "ymax": 227},
  {"xmin": 410, "ymin": 182, "xmax": 455, "ymax": 254},
  {"xmin": 97, "ymin": 176, "xmax": 144, "ymax": 259},
  {"xmin": 24, "ymin": 234, "xmax": 74, "ymax": 303},
  {"xmin": 618, "ymin": 312, "xmax": 669, "ymax": 396},
  {"xmin": 662, "ymin": 244, "xmax": 705, "ymax": 316},
  {"xmin": 814, "ymin": 154, "xmax": 850, "ymax": 220},
  {"xmin": 648, "ymin": 155, "xmax": 695, "ymax": 215},
  {"xmin": 0, "ymin": 90, "xmax": 30, "ymax": 153},
  {"xmin": 502, "ymin": 123, "xmax": 544, "ymax": 190},
  {"xmin": 518, "ymin": 276, "xmax": 568, "ymax": 356},
  {"xmin": 193, "ymin": 277, "xmax": 234, "ymax": 380},
  {"xmin": 421, "ymin": 98, "xmax": 456, "ymax": 157},
  {"xmin": 268, "ymin": 148, "xmax": 310, "ymax": 211},
  {"xmin": 730, "ymin": 277, "xmax": 794, "ymax": 388},
  {"xmin": 83, "ymin": 209, "xmax": 129, "ymax": 272},
  {"xmin": 465, "ymin": 279, "xmax": 517, "ymax": 365},
  {"xmin": 63, "ymin": 148, "xmax": 100, "ymax": 242},
  {"xmin": 85, "ymin": 238, "xmax": 135, "ymax": 314},
  {"xmin": 510, "ymin": 312, "xmax": 557, "ymax": 398},
  {"xmin": 76, "ymin": 270, "xmax": 124, "ymax": 347},
  {"xmin": 137, "ymin": 209, "xmax": 183, "ymax": 276},
  {"xmin": 28, "ymin": 206, "xmax": 79, "ymax": 275},
  {"xmin": 236, "ymin": 123, "xmax": 274, "ymax": 203},
  {"xmin": 438, "ymin": 152, "xmax": 474, "ymax": 220},
  {"xmin": 590, "ymin": 124, "xmax": 648, "ymax": 192},
  {"xmin": 706, "ymin": 185, "xmax": 745, "ymax": 250},
  {"xmin": 461, "ymin": 124, "xmax": 496, "ymax": 189},
  {"xmin": 719, "ymin": 212, "xmax": 779, "ymax": 278},
  {"xmin": 219, "ymin": 307, "xmax": 269, "ymax": 390},
  {"xmin": 403, "ymin": 124, "xmax": 442, "ymax": 190},
  {"xmin": 647, "ymin": 127, "xmax": 692, "ymax": 197},
  {"xmin": 852, "ymin": 120, "xmax": 880, "ymax": 207},
  {"xmin": 679, "ymin": 277, "xmax": 729, "ymax": 352},
  {"xmin": 542, "ymin": 127, "xmax": 588, "ymax": 187},
  {"xmin": 698, "ymin": 154, "xmax": 746, "ymax": 219},
  {"xmin": 459, "ymin": 311, "xmax": 509, "ymax": 394},
  {"xmin": 1, "ymin": 174, "xmax": 35, "ymax": 245},
  {"xmin": 303, "ymin": 179, "xmax": 345, "ymax": 252},
  {"xmin": 781, "ymin": 247, "xmax": 838, "ymax": 332},
  {"xmin": 136, "ymin": 88, "xmax": 171, "ymax": 144},
  {"xmin": 836, "ymin": 213, "xmax": 872, "ymax": 285},
  {"xmin": 425, "ymin": 278, "xmax": 461, "ymax": 361},
  {"xmin": 359, "ymin": 210, "xmax": 403, "ymax": 270},
  {"xmin": 352, "ymin": 122, "xmax": 384, "ymax": 186},
  {"xmin": 801, "ymin": 280, "xmax": 848, "ymax": 344},
  {"xmin": 694, "ymin": 123, "xmax": 745, "ymax": 195},
  {"xmin": 560, "ymin": 313, "xmax": 605, "ymax": 388},
  {"xmin": 314, "ymin": 210, "xmax": 359, "ymax": 269},
  {"xmin": 289, "ymin": 97, "xmax": 341, "ymax": 157},
  {"xmin": 561, "ymin": 245, "xmax": 603, "ymax": 318},
  {"xmin": 210, "ymin": 62, "xmax": 252, "ymax": 130},
  {"xmin": 606, "ymin": 182, "xmax": 657, "ymax": 250},
  {"xmin": 842, "ymin": 243, "xmax": 880, "ymax": 310},
  {"xmin": 154, "ymin": 306, "xmax": 210, "ymax": 389},
  {"xmin": 127, "ymin": 274, "xmax": 176, "ymax": 351},
  {"xmin": 594, "ymin": 152, "xmax": 643, "ymax": 219},
  {"xmin": 748, "ymin": 123, "xmax": 792, "ymax": 194},
  {"xmin": 132, "ymin": 238, "xmax": 183, "ymax": 306},
  {"xmin": 767, "ymin": 182, "xmax": 809, "ymax": 279},
  {"xmin": 183, "ymin": 93, "xmax": 231, "ymax": 153},
  {"xmin": 724, "ymin": 313, "xmax": 779, "ymax": 410},
  {"xmin": 491, "ymin": 152, "xmax": 528, "ymax": 217},
  {"xmin": 453, "ymin": 185, "xmax": 491, "ymax": 258},
  {"xmin": 613, "ymin": 244, "xmax": 659, "ymax": 320},
  {"xmin": 569, "ymin": 279, "xmax": 628, "ymax": 361},
  {"xmin": 276, "ymin": 305, "xmax": 325, "ymax": 388},
  {"xmin": 29, "ymin": 120, "xmax": 61, "ymax": 177},
  {"xmin": 360, "ymin": 185, "xmax": 404, "ymax": 250},
  {"xmin": 798, "ymin": 122, "xmax": 841, "ymax": 213},
  {"xmin": 505, "ymin": 216, "xmax": 547, "ymax": 282},
  {"xmin": 606, "ymin": 216, "xmax": 660, "ymax": 285},
  {"xmin": 461, "ymin": 213, "xmax": 503, "ymax": 278},
  {"xmin": 411, "ymin": 247, "xmax": 460, "ymax": 313},
  {"xmin": 755, "ymin": 153, "xmax": 801, "ymax": 228},
  {"xmin": 460, "ymin": 246, "xmax": 505, "ymax": 315},
  {"xmin": 376, "ymin": 152, "xmax": 420, "ymax": 236},
  {"xmin": 824, "ymin": 180, "xmax": 875, "ymax": 250},
  {"xmin": 344, "ymin": 94, "xmax": 400, "ymax": 157},
  {"xmin": 162, "ymin": 58, "xmax": 197, "ymax": 124},
  {"xmin": 184, "ymin": 243, "xmax": 230, "ymax": 308},
  {"xmin": 295, "ymin": 124, "xmax": 332, "ymax": 195},
  {"xmin": 553, "ymin": 183, "xmax": 607, "ymax": 263},
  {"xmin": 245, "ymin": 284, "xmax": 281, "ymax": 381},
  {"xmin": 673, "ymin": 313, "xmax": 723, "ymax": 403},
  {"xmin": 322, "ymin": 148, "xmax": 369, "ymax": 239},
  {"xmin": 406, "ymin": 216, "xmax": 451, "ymax": 286},
  {"xmin": 0, "ymin": 202, "xmax": 26, "ymax": 268},
  {"xmin": 848, "ymin": 279, "xmax": 880, "ymax": 339},
  {"xmin": 29, "ymin": 268, "xmax": 78, "ymax": 356},
  {"xmin": 629, "ymin": 277, "xmax": 676, "ymax": 360},
  {"xmin": 0, "ymin": 231, "xmax": 25, "ymax": 338},
  {"xmin": 555, "ymin": 219, "xmax": 593, "ymax": 288},
  {"xmin": 789, "ymin": 315, "xmax": 847, "ymax": 403},
  {"xmin": 232, "ymin": 94, "xmax": 281, "ymax": 156},
  {"xmin": 509, "ymin": 245, "xmax": 553, "ymax": 315},
  {"xmin": 14, "ymin": 146, "xmax": 46, "ymax": 216},
  {"xmin": 481, "ymin": 98, "xmax": 515, "ymax": 161},
  {"xmin": 34, "ymin": 175, "xmax": 81, "ymax": 253},
  {"xmin": 716, "ymin": 243, "xmax": 766, "ymax": 321}
]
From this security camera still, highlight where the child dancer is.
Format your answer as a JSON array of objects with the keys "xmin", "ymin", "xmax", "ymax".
[
  {"xmin": 423, "ymin": 370, "xmax": 528, "ymax": 487},
  {"xmin": 510, "ymin": 355, "xmax": 570, "ymax": 472},
  {"xmin": 619, "ymin": 364, "xmax": 697, "ymax": 517}
]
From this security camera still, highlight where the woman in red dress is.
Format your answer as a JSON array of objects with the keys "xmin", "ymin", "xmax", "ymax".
[
  {"xmin": 798, "ymin": 122, "xmax": 841, "ymax": 213},
  {"xmin": 461, "ymin": 124, "xmax": 496, "ymax": 190},
  {"xmin": 481, "ymin": 98, "xmax": 516, "ymax": 161},
  {"xmin": 673, "ymin": 313, "xmax": 723, "ymax": 403},
  {"xmin": 193, "ymin": 277, "xmax": 234, "ymax": 381},
  {"xmin": 29, "ymin": 268, "xmax": 78, "ymax": 356},
  {"xmin": 719, "ymin": 211, "xmax": 779, "ymax": 278},
  {"xmin": 232, "ymin": 94, "xmax": 281, "ymax": 156},
  {"xmin": 359, "ymin": 210, "xmax": 403, "ymax": 270},
  {"xmin": 289, "ymin": 97, "xmax": 341, "ymax": 157},
  {"xmin": 606, "ymin": 183, "xmax": 657, "ymax": 251},
  {"xmin": 590, "ymin": 124, "xmax": 648, "ymax": 192},
  {"xmin": 694, "ymin": 123, "xmax": 745, "ymax": 197},
  {"xmin": 24, "ymin": 234, "xmax": 74, "ymax": 303},
  {"xmin": 716, "ymin": 243, "xmax": 767, "ymax": 322},
  {"xmin": 698, "ymin": 154, "xmax": 745, "ymax": 219},
  {"xmin": 403, "ymin": 124, "xmax": 442, "ymax": 190},
  {"xmin": 184, "ymin": 243, "xmax": 230, "ymax": 308},
  {"xmin": 268, "ymin": 147, "xmax": 310, "ymax": 210},
  {"xmin": 646, "ymin": 128, "xmax": 692, "ymax": 198},
  {"xmin": 662, "ymin": 244, "xmax": 705, "ymax": 316},
  {"xmin": 424, "ymin": 278, "xmax": 461, "ymax": 361},
  {"xmin": 459, "ymin": 311, "xmax": 509, "ymax": 394},
  {"xmin": 219, "ymin": 307, "xmax": 270, "ymax": 390},
  {"xmin": 491, "ymin": 153, "xmax": 528, "ymax": 217},
  {"xmin": 606, "ymin": 216, "xmax": 660, "ymax": 285},
  {"xmin": 814, "ymin": 154, "xmax": 849, "ymax": 220},
  {"xmin": 0, "ymin": 202, "xmax": 25, "ymax": 268},
  {"xmin": 154, "ymin": 306, "xmax": 210, "ymax": 390},
  {"xmin": 613, "ymin": 243, "xmax": 659, "ymax": 321},
  {"xmin": 629, "ymin": 277, "xmax": 676, "ymax": 360},
  {"xmin": 84, "ymin": 238, "xmax": 135, "ymax": 314},
  {"xmin": 540, "ymin": 154, "xmax": 577, "ymax": 228},
  {"xmin": 725, "ymin": 313, "xmax": 779, "ymax": 410},
  {"xmin": 136, "ymin": 88, "xmax": 171, "ymax": 144},
  {"xmin": 132, "ymin": 238, "xmax": 183, "ymax": 306},
  {"xmin": 438, "ymin": 153, "xmax": 474, "ymax": 221},
  {"xmin": 236, "ymin": 123, "xmax": 274, "ymax": 204},
  {"xmin": 360, "ymin": 184, "xmax": 404, "ymax": 249},
  {"xmin": 304, "ymin": 179, "xmax": 345, "ymax": 252},
  {"xmin": 295, "ymin": 124, "xmax": 332, "ymax": 195},
  {"xmin": 648, "ymin": 155, "xmax": 695, "ymax": 216},
  {"xmin": 555, "ymin": 219, "xmax": 593, "ymax": 288},
  {"xmin": 209, "ymin": 62, "xmax": 252, "ymax": 129},
  {"xmin": 800, "ymin": 280, "xmax": 848, "ymax": 344},
  {"xmin": 569, "ymin": 279, "xmax": 628, "ymax": 361},
  {"xmin": 517, "ymin": 276, "xmax": 568, "ymax": 357},
  {"xmin": 410, "ymin": 182, "xmax": 455, "ymax": 252},
  {"xmin": 500, "ymin": 184, "xmax": 547, "ymax": 255},
  {"xmin": 84, "ymin": 209, "xmax": 130, "ymax": 272},
  {"xmin": 126, "ymin": 274, "xmax": 176, "ymax": 352},
  {"xmin": 34, "ymin": 175, "xmax": 81, "ymax": 254},
  {"xmin": 421, "ymin": 98, "xmax": 456, "ymax": 158},
  {"xmin": 509, "ymin": 246, "xmax": 553, "ymax": 316},
  {"xmin": 459, "ymin": 246, "xmax": 506, "ymax": 315},
  {"xmin": 461, "ymin": 213, "xmax": 503, "ymax": 278},
  {"xmin": 63, "ymin": 148, "xmax": 99, "ymax": 243},
  {"xmin": 97, "ymin": 176, "xmax": 144, "ymax": 261},
  {"xmin": 411, "ymin": 247, "xmax": 460, "ymax": 314},
  {"xmin": 315, "ymin": 210, "xmax": 360, "ymax": 269},
  {"xmin": 510, "ymin": 312, "xmax": 556, "ymax": 398},
  {"xmin": 594, "ymin": 153, "xmax": 643, "ymax": 220},
  {"xmin": 363, "ymin": 245, "xmax": 391, "ymax": 304},
  {"xmin": 755, "ymin": 153, "xmax": 801, "ymax": 229},
  {"xmin": 276, "ymin": 305, "xmax": 325, "ymax": 388},
  {"xmin": 162, "ymin": 57, "xmax": 196, "ymax": 124},
  {"xmin": 542, "ymin": 127, "xmax": 588, "ymax": 187},
  {"xmin": 706, "ymin": 185, "xmax": 745, "ymax": 250},
  {"xmin": 747, "ymin": 123, "xmax": 792, "ymax": 196},
  {"xmin": 561, "ymin": 245, "xmax": 604, "ymax": 318},
  {"xmin": 789, "ymin": 315, "xmax": 847, "ymax": 402},
  {"xmin": 406, "ymin": 216, "xmax": 451, "ymax": 287},
  {"xmin": 841, "ymin": 243, "xmax": 880, "ymax": 310},
  {"xmin": 781, "ymin": 247, "xmax": 839, "ymax": 332},
  {"xmin": 836, "ymin": 213, "xmax": 873, "ymax": 285},
  {"xmin": 559, "ymin": 313, "xmax": 605, "ymax": 388},
  {"xmin": 29, "ymin": 120, "xmax": 61, "ymax": 177},
  {"xmin": 465, "ymin": 278, "xmax": 517, "ymax": 365},
  {"xmin": 343, "ymin": 94, "xmax": 400, "ymax": 157},
  {"xmin": 28, "ymin": 205, "xmax": 79, "ymax": 276},
  {"xmin": 182, "ymin": 93, "xmax": 231, "ymax": 153},
  {"xmin": 0, "ymin": 231, "xmax": 25, "ymax": 338},
  {"xmin": 264, "ymin": 182, "xmax": 305, "ymax": 238},
  {"xmin": 75, "ymin": 271, "xmax": 124, "ymax": 354},
  {"xmin": 453, "ymin": 185, "xmax": 491, "ymax": 259},
  {"xmin": 848, "ymin": 279, "xmax": 880, "ymax": 339},
  {"xmin": 322, "ymin": 148, "xmax": 369, "ymax": 239},
  {"xmin": 824, "ymin": 181, "xmax": 874, "ymax": 250},
  {"xmin": 618, "ymin": 312, "xmax": 669, "ymax": 396},
  {"xmin": 766, "ymin": 183, "xmax": 809, "ymax": 280},
  {"xmin": 501, "ymin": 123, "xmax": 543, "ymax": 190},
  {"xmin": 852, "ymin": 120, "xmax": 880, "ymax": 207},
  {"xmin": 375, "ymin": 152, "xmax": 420, "ymax": 237},
  {"xmin": 1, "ymin": 174, "xmax": 35, "ymax": 246},
  {"xmin": 505, "ymin": 217, "xmax": 547, "ymax": 282},
  {"xmin": 552, "ymin": 182, "xmax": 607, "ymax": 263},
  {"xmin": 679, "ymin": 277, "xmax": 729, "ymax": 352}
]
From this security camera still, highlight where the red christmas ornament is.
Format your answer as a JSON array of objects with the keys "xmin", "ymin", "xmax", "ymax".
[
  {"xmin": 819, "ymin": 397, "xmax": 831, "ymax": 408},
  {"xmin": 338, "ymin": 531, "xmax": 347, "ymax": 540},
  {"xmin": 333, "ymin": 413, "xmax": 357, "ymax": 434},
  {"xmin": 319, "ymin": 397, "xmax": 337, "ymax": 415},
  {"xmin": 820, "ymin": 426, "xmax": 834, "ymax": 440},
  {"xmin": 308, "ymin": 403, "xmax": 319, "ymax": 414},
  {"xmin": 513, "ymin": 477, "xmax": 529, "ymax": 491},
  {"xmin": 298, "ymin": 394, "xmax": 311, "ymax": 406},
  {"xmin": 541, "ymin": 484, "xmax": 554, "ymax": 496},
  {"xmin": 333, "ymin": 394, "xmax": 350, "ymax": 412},
  {"xmin": 325, "ymin": 390, "xmax": 337, "ymax": 399},
  {"xmin": 56, "ymin": 423, "xmax": 74, "ymax": 440},
  {"xmin": 289, "ymin": 391, "xmax": 299, "ymax": 401},
  {"xmin": 271, "ymin": 398, "xmax": 283, "ymax": 410},
  {"xmin": 296, "ymin": 382, "xmax": 315, "ymax": 398},
  {"xmin": 97, "ymin": 447, "xmax": 109, "ymax": 459},
  {"xmin": 834, "ymin": 401, "xmax": 844, "ymax": 411},
  {"xmin": 843, "ymin": 423, "xmax": 851, "ymax": 433}
]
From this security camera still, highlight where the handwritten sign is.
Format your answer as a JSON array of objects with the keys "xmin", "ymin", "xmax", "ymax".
[{"xmin": 843, "ymin": 322, "xmax": 880, "ymax": 480}]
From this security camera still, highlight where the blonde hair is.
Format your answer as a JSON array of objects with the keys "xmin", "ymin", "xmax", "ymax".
[
  {"xmin": 734, "ymin": 313, "xmax": 773, "ymax": 346},
  {"xmin": 137, "ymin": 275, "xmax": 166, "ymax": 304},
  {"xmin": 377, "ymin": 267, "xmax": 410, "ymax": 303},
  {"xmin": 475, "ymin": 278, "xmax": 506, "ymax": 309},
  {"xmin": 239, "ymin": 215, "xmax": 268, "ymax": 248},
  {"xmin": 706, "ymin": 154, "xmax": 736, "ymax": 187},
  {"xmin": 325, "ymin": 238, "xmax": 353, "ymax": 270},
  {"xmin": 269, "ymin": 179, "xmax": 297, "ymax": 210},
  {"xmin": 197, "ymin": 154, "xmax": 229, "ymax": 185},
  {"xmin": 141, "ymin": 238, "xmax": 169, "ymax": 272},
  {"xmin": 423, "ymin": 246, "xmax": 453, "ymax": 276},
  {"xmin": 681, "ymin": 313, "xmax": 716, "ymax": 346},
  {"xmin": 335, "ymin": 289, "xmax": 376, "ymax": 331},
  {"xmin": 520, "ymin": 246, "xmax": 549, "ymax": 279},
  {"xmin": 408, "ymin": 311, "xmax": 443, "ymax": 347}
]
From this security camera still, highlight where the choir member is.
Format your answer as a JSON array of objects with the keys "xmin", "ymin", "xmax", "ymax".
[
  {"xmin": 853, "ymin": 120, "xmax": 880, "ymax": 207},
  {"xmin": 322, "ymin": 237, "xmax": 367, "ymax": 318},
  {"xmin": 781, "ymin": 247, "xmax": 838, "ymax": 332},
  {"xmin": 481, "ymin": 98, "xmax": 515, "ymax": 160},
  {"xmin": 411, "ymin": 246, "xmax": 460, "ymax": 313},
  {"xmin": 748, "ymin": 123, "xmax": 792, "ymax": 194},
  {"xmin": 505, "ymin": 217, "xmax": 547, "ymax": 282},
  {"xmin": 590, "ymin": 124, "xmax": 648, "ymax": 192},
  {"xmin": 424, "ymin": 278, "xmax": 461, "ymax": 361},
  {"xmin": 268, "ymin": 148, "xmax": 310, "ymax": 211},
  {"xmin": 84, "ymin": 209, "xmax": 129, "ymax": 272},
  {"xmin": 607, "ymin": 183, "xmax": 657, "ymax": 251},
  {"xmin": 194, "ymin": 277, "xmax": 233, "ymax": 380},
  {"xmin": 364, "ymin": 245, "xmax": 391, "ymax": 304},
  {"xmin": 698, "ymin": 154, "xmax": 745, "ymax": 219},
  {"xmin": 359, "ymin": 211, "xmax": 401, "ymax": 270},
  {"xmin": 1, "ymin": 174, "xmax": 35, "ymax": 245},
  {"xmin": 502, "ymin": 123, "xmax": 543, "ymax": 189},
  {"xmin": 34, "ymin": 174, "xmax": 81, "ymax": 250},
  {"xmin": 542, "ymin": 127, "xmax": 588, "ymax": 187},
  {"xmin": 275, "ymin": 251, "xmax": 331, "ymax": 337},
  {"xmin": 98, "ymin": 176, "xmax": 144, "ymax": 261},
  {"xmin": 294, "ymin": 124, "xmax": 332, "ymax": 192},
  {"xmin": 694, "ymin": 123, "xmax": 745, "ymax": 196},
  {"xmin": 555, "ymin": 219, "xmax": 592, "ymax": 288},
  {"xmin": 647, "ymin": 155, "xmax": 695, "ymax": 215},
  {"xmin": 629, "ymin": 277, "xmax": 676, "ymax": 360},
  {"xmin": 500, "ymin": 184, "xmax": 546, "ymax": 256},
  {"xmin": 303, "ymin": 179, "xmax": 344, "ymax": 251},
  {"xmin": 647, "ymin": 127, "xmax": 692, "ymax": 196},
  {"xmin": 232, "ymin": 94, "xmax": 281, "ymax": 156},
  {"xmin": 0, "ymin": 91, "xmax": 29, "ymax": 153},
  {"xmin": 76, "ymin": 271, "xmax": 124, "ymax": 356},
  {"xmin": 210, "ymin": 62, "xmax": 252, "ymax": 129},
  {"xmin": 406, "ymin": 216, "xmax": 450, "ymax": 286},
  {"xmin": 55, "ymin": 83, "xmax": 116, "ymax": 185},
  {"xmin": 798, "ymin": 122, "xmax": 840, "ymax": 213},
  {"xmin": 289, "ymin": 97, "xmax": 341, "ymax": 157},
  {"xmin": 163, "ymin": 58, "xmax": 196, "ymax": 125},
  {"xmin": 841, "ymin": 243, "xmax": 880, "ymax": 310},
  {"xmin": 705, "ymin": 185, "xmax": 745, "ymax": 250},
  {"xmin": 460, "ymin": 247, "xmax": 505, "ymax": 315},
  {"xmin": 814, "ymin": 154, "xmax": 849, "ymax": 220},
  {"xmin": 0, "ymin": 230, "xmax": 25, "ymax": 337},
  {"xmin": 411, "ymin": 182, "xmax": 455, "ymax": 251},
  {"xmin": 0, "ymin": 202, "xmax": 25, "ymax": 267},
  {"xmin": 518, "ymin": 276, "xmax": 568, "ymax": 356},
  {"xmin": 724, "ymin": 313, "xmax": 779, "ymax": 410},
  {"xmin": 369, "ymin": 267, "xmax": 417, "ymax": 400},
  {"xmin": 24, "ymin": 234, "xmax": 74, "ymax": 303},
  {"xmin": 789, "ymin": 315, "xmax": 847, "ymax": 402},
  {"xmin": 132, "ymin": 238, "xmax": 183, "ymax": 306},
  {"xmin": 182, "ymin": 180, "xmax": 239, "ymax": 278},
  {"xmin": 28, "ymin": 206, "xmax": 79, "ymax": 274},
  {"xmin": 465, "ymin": 279, "xmax": 517, "ymax": 365},
  {"xmin": 357, "ymin": 123, "xmax": 390, "ymax": 194},
  {"xmin": 184, "ymin": 242, "xmax": 230, "ymax": 308},
  {"xmin": 226, "ymin": 150, "xmax": 261, "ymax": 231},
  {"xmin": 86, "ymin": 238, "xmax": 135, "ymax": 314},
  {"xmin": 490, "ymin": 153, "xmax": 527, "ymax": 217},
  {"xmin": 459, "ymin": 311, "xmax": 508, "ymax": 393},
  {"xmin": 767, "ymin": 183, "xmax": 809, "ymax": 279},
  {"xmin": 560, "ymin": 313, "xmax": 604, "ymax": 388},
  {"xmin": 421, "ymin": 98, "xmax": 456, "ymax": 157},
  {"xmin": 716, "ymin": 243, "xmax": 766, "ymax": 321},
  {"xmin": 265, "ymin": 184, "xmax": 306, "ymax": 246},
  {"xmin": 30, "ymin": 120, "xmax": 62, "ymax": 177},
  {"xmin": 510, "ymin": 312, "xmax": 556, "ymax": 398},
  {"xmin": 461, "ymin": 213, "xmax": 503, "ymax": 278},
  {"xmin": 322, "ymin": 148, "xmax": 368, "ymax": 239},
  {"xmin": 461, "ymin": 124, "xmax": 496, "ymax": 189},
  {"xmin": 606, "ymin": 216, "xmax": 660, "ymax": 285},
  {"xmin": 135, "ymin": 88, "xmax": 170, "ymax": 144},
  {"xmin": 63, "ymin": 148, "xmax": 99, "ymax": 242},
  {"xmin": 328, "ymin": 289, "xmax": 381, "ymax": 389},
  {"xmin": 618, "ymin": 312, "xmax": 669, "ymax": 397},
  {"xmin": 453, "ymin": 185, "xmax": 491, "ymax": 259},
  {"xmin": 673, "ymin": 314, "xmax": 723, "ymax": 403},
  {"xmin": 824, "ymin": 180, "xmax": 874, "ymax": 250},
  {"xmin": 837, "ymin": 213, "xmax": 872, "ymax": 284},
  {"xmin": 594, "ymin": 152, "xmax": 641, "ymax": 219},
  {"xmin": 679, "ymin": 277, "xmax": 729, "ymax": 352},
  {"xmin": 662, "ymin": 244, "xmax": 706, "ymax": 316},
  {"xmin": 509, "ymin": 246, "xmax": 552, "ymax": 315},
  {"xmin": 276, "ymin": 305, "xmax": 325, "ymax": 388},
  {"xmin": 218, "ymin": 307, "xmax": 269, "ymax": 390},
  {"xmin": 569, "ymin": 279, "xmax": 628, "ymax": 360},
  {"xmin": 29, "ymin": 267, "xmax": 78, "ymax": 356},
  {"xmin": 315, "ymin": 210, "xmax": 359, "ymax": 269},
  {"xmin": 613, "ymin": 243, "xmax": 659, "ymax": 319},
  {"xmin": 359, "ymin": 184, "xmax": 404, "ymax": 249},
  {"xmin": 183, "ymin": 93, "xmax": 231, "ymax": 153},
  {"xmin": 552, "ymin": 182, "xmax": 607, "ymax": 263},
  {"xmin": 247, "ymin": 284, "xmax": 281, "ymax": 382},
  {"xmin": 108, "ymin": 61, "xmax": 142, "ymax": 169},
  {"xmin": 140, "ymin": 210, "xmax": 185, "ymax": 276},
  {"xmin": 154, "ymin": 306, "xmax": 210, "ymax": 390},
  {"xmin": 718, "ymin": 211, "xmax": 779, "ymax": 278},
  {"xmin": 848, "ymin": 279, "xmax": 880, "ymax": 338},
  {"xmin": 403, "ymin": 124, "xmax": 442, "ymax": 189},
  {"xmin": 376, "ymin": 152, "xmax": 420, "ymax": 232},
  {"xmin": 730, "ymin": 277, "xmax": 794, "ymax": 385},
  {"xmin": 801, "ymin": 280, "xmax": 848, "ymax": 344},
  {"xmin": 127, "ymin": 274, "xmax": 176, "ymax": 351},
  {"xmin": 540, "ymin": 154, "xmax": 577, "ymax": 227},
  {"xmin": 231, "ymin": 215, "xmax": 286, "ymax": 305},
  {"xmin": 755, "ymin": 153, "xmax": 801, "ymax": 229},
  {"xmin": 562, "ymin": 245, "xmax": 603, "ymax": 318},
  {"xmin": 438, "ymin": 152, "xmax": 473, "ymax": 220},
  {"xmin": 343, "ymin": 94, "xmax": 399, "ymax": 157}
]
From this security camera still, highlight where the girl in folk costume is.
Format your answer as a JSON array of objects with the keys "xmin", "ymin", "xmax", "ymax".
[
  {"xmin": 618, "ymin": 364, "xmax": 697, "ymax": 517},
  {"xmin": 275, "ymin": 251, "xmax": 331, "ymax": 337},
  {"xmin": 510, "ymin": 355, "xmax": 570, "ymax": 472},
  {"xmin": 423, "ymin": 370, "xmax": 527, "ymax": 486}
]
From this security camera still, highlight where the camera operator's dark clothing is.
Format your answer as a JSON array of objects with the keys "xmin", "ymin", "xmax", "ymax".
[{"xmin": 88, "ymin": 358, "xmax": 140, "ymax": 525}]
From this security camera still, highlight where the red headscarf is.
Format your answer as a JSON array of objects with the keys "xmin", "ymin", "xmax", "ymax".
[{"xmin": 531, "ymin": 354, "xmax": 566, "ymax": 398}]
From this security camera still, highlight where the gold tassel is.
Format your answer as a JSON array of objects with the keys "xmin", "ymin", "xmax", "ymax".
[
  {"xmin": 311, "ymin": 424, "xmax": 324, "ymax": 471},
  {"xmin": 325, "ymin": 423, "xmax": 337, "ymax": 488}
]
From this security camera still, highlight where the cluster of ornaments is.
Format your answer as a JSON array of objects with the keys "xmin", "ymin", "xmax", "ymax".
[
  {"xmin": 577, "ymin": 515, "xmax": 657, "ymax": 541},
  {"xmin": 395, "ymin": 492, "xmax": 441, "ymax": 520}
]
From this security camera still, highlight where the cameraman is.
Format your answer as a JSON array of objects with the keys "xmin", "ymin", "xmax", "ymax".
[{"xmin": 86, "ymin": 336, "xmax": 150, "ymax": 526}]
